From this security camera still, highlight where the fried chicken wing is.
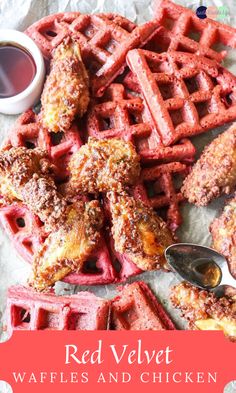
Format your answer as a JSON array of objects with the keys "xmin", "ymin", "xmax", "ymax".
[
  {"xmin": 68, "ymin": 137, "xmax": 140, "ymax": 195},
  {"xmin": 40, "ymin": 37, "xmax": 89, "ymax": 133},
  {"xmin": 170, "ymin": 282, "xmax": 236, "ymax": 340},
  {"xmin": 30, "ymin": 200, "xmax": 104, "ymax": 291},
  {"xmin": 108, "ymin": 192, "xmax": 174, "ymax": 271},
  {"xmin": 0, "ymin": 147, "xmax": 66, "ymax": 231},
  {"xmin": 210, "ymin": 194, "xmax": 236, "ymax": 278},
  {"xmin": 181, "ymin": 124, "xmax": 236, "ymax": 206}
]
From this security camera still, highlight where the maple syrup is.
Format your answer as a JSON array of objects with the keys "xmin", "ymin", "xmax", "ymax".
[
  {"xmin": 0, "ymin": 43, "xmax": 36, "ymax": 99},
  {"xmin": 190, "ymin": 258, "xmax": 222, "ymax": 288}
]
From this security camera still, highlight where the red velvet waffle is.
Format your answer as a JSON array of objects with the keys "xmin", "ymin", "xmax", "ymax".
[
  {"xmin": 127, "ymin": 49, "xmax": 236, "ymax": 146},
  {"xmin": 152, "ymin": 0, "xmax": 236, "ymax": 62},
  {"xmin": 0, "ymin": 204, "xmax": 46, "ymax": 263},
  {"xmin": 26, "ymin": 13, "xmax": 160, "ymax": 97},
  {"xmin": 25, "ymin": 12, "xmax": 82, "ymax": 59},
  {"xmin": 7, "ymin": 285, "xmax": 110, "ymax": 330},
  {"xmin": 111, "ymin": 281, "xmax": 176, "ymax": 330},
  {"xmin": 133, "ymin": 161, "xmax": 189, "ymax": 231},
  {"xmin": 87, "ymin": 83, "xmax": 196, "ymax": 163}
]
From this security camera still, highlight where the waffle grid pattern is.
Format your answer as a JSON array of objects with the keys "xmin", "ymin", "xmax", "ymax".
[
  {"xmin": 7, "ymin": 285, "xmax": 110, "ymax": 330},
  {"xmin": 7, "ymin": 282, "xmax": 175, "ymax": 331},
  {"xmin": 153, "ymin": 0, "xmax": 236, "ymax": 62},
  {"xmin": 127, "ymin": 49, "xmax": 236, "ymax": 145},
  {"xmin": 26, "ymin": 13, "xmax": 159, "ymax": 96}
]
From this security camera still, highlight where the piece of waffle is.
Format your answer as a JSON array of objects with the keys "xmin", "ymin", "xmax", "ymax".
[
  {"xmin": 127, "ymin": 49, "xmax": 236, "ymax": 146},
  {"xmin": 152, "ymin": 0, "xmax": 236, "ymax": 62},
  {"xmin": 87, "ymin": 83, "xmax": 196, "ymax": 163},
  {"xmin": 111, "ymin": 281, "xmax": 176, "ymax": 330},
  {"xmin": 0, "ymin": 204, "xmax": 46, "ymax": 263},
  {"xmin": 26, "ymin": 12, "xmax": 160, "ymax": 97},
  {"xmin": 133, "ymin": 161, "xmax": 189, "ymax": 231},
  {"xmin": 7, "ymin": 285, "xmax": 110, "ymax": 330},
  {"xmin": 25, "ymin": 12, "xmax": 82, "ymax": 59}
]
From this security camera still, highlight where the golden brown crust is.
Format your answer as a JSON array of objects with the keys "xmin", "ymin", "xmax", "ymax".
[
  {"xmin": 40, "ymin": 36, "xmax": 89, "ymax": 133},
  {"xmin": 0, "ymin": 147, "xmax": 53, "ymax": 203},
  {"xmin": 181, "ymin": 124, "xmax": 236, "ymax": 206},
  {"xmin": 68, "ymin": 137, "xmax": 141, "ymax": 195},
  {"xmin": 0, "ymin": 146, "xmax": 66, "ymax": 231},
  {"xmin": 170, "ymin": 282, "xmax": 236, "ymax": 339},
  {"xmin": 210, "ymin": 194, "xmax": 236, "ymax": 278},
  {"xmin": 0, "ymin": 147, "xmax": 49, "ymax": 192},
  {"xmin": 21, "ymin": 175, "xmax": 67, "ymax": 231},
  {"xmin": 30, "ymin": 200, "xmax": 104, "ymax": 291},
  {"xmin": 108, "ymin": 192, "xmax": 174, "ymax": 271}
]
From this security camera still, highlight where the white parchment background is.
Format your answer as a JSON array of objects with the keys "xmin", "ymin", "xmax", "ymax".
[{"xmin": 0, "ymin": 0, "xmax": 236, "ymax": 391}]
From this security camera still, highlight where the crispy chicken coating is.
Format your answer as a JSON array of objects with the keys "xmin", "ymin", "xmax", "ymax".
[
  {"xmin": 21, "ymin": 176, "xmax": 67, "ymax": 231},
  {"xmin": 68, "ymin": 137, "xmax": 141, "ymax": 195},
  {"xmin": 30, "ymin": 200, "xmax": 104, "ymax": 291},
  {"xmin": 40, "ymin": 37, "xmax": 89, "ymax": 133},
  {"xmin": 0, "ymin": 147, "xmax": 50, "ymax": 202},
  {"xmin": 108, "ymin": 192, "xmax": 174, "ymax": 271},
  {"xmin": 181, "ymin": 124, "xmax": 236, "ymax": 206},
  {"xmin": 210, "ymin": 194, "xmax": 236, "ymax": 278},
  {"xmin": 171, "ymin": 282, "xmax": 236, "ymax": 340},
  {"xmin": 0, "ymin": 147, "xmax": 104, "ymax": 291},
  {"xmin": 0, "ymin": 147, "xmax": 67, "ymax": 231}
]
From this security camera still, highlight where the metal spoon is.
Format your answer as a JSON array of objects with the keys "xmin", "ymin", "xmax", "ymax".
[{"xmin": 165, "ymin": 243, "xmax": 236, "ymax": 292}]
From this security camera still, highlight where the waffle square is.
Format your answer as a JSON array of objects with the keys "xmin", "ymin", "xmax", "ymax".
[
  {"xmin": 87, "ymin": 83, "xmax": 195, "ymax": 163},
  {"xmin": 7, "ymin": 285, "xmax": 110, "ymax": 330},
  {"xmin": 111, "ymin": 281, "xmax": 176, "ymax": 330},
  {"xmin": 152, "ymin": 0, "xmax": 236, "ymax": 62},
  {"xmin": 25, "ymin": 12, "xmax": 82, "ymax": 59},
  {"xmin": 127, "ymin": 49, "xmax": 236, "ymax": 145},
  {"xmin": 134, "ymin": 161, "xmax": 189, "ymax": 231},
  {"xmin": 26, "ymin": 12, "xmax": 160, "ymax": 97}
]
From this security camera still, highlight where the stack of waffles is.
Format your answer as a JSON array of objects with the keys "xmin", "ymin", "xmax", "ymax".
[{"xmin": 2, "ymin": 0, "xmax": 236, "ymax": 330}]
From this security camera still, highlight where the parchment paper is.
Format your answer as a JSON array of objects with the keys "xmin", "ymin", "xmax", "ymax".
[{"xmin": 0, "ymin": 1, "xmax": 236, "ymax": 391}]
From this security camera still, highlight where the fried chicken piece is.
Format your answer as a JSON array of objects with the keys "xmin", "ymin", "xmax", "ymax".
[
  {"xmin": 181, "ymin": 124, "xmax": 236, "ymax": 206},
  {"xmin": 170, "ymin": 282, "xmax": 236, "ymax": 340},
  {"xmin": 210, "ymin": 194, "xmax": 236, "ymax": 278},
  {"xmin": 68, "ymin": 137, "xmax": 141, "ymax": 195},
  {"xmin": 30, "ymin": 200, "xmax": 104, "ymax": 291},
  {"xmin": 108, "ymin": 192, "xmax": 174, "ymax": 271},
  {"xmin": 0, "ymin": 147, "xmax": 67, "ymax": 231},
  {"xmin": 0, "ymin": 147, "xmax": 51, "ymax": 202},
  {"xmin": 40, "ymin": 37, "xmax": 89, "ymax": 133},
  {"xmin": 21, "ymin": 176, "xmax": 67, "ymax": 231}
]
